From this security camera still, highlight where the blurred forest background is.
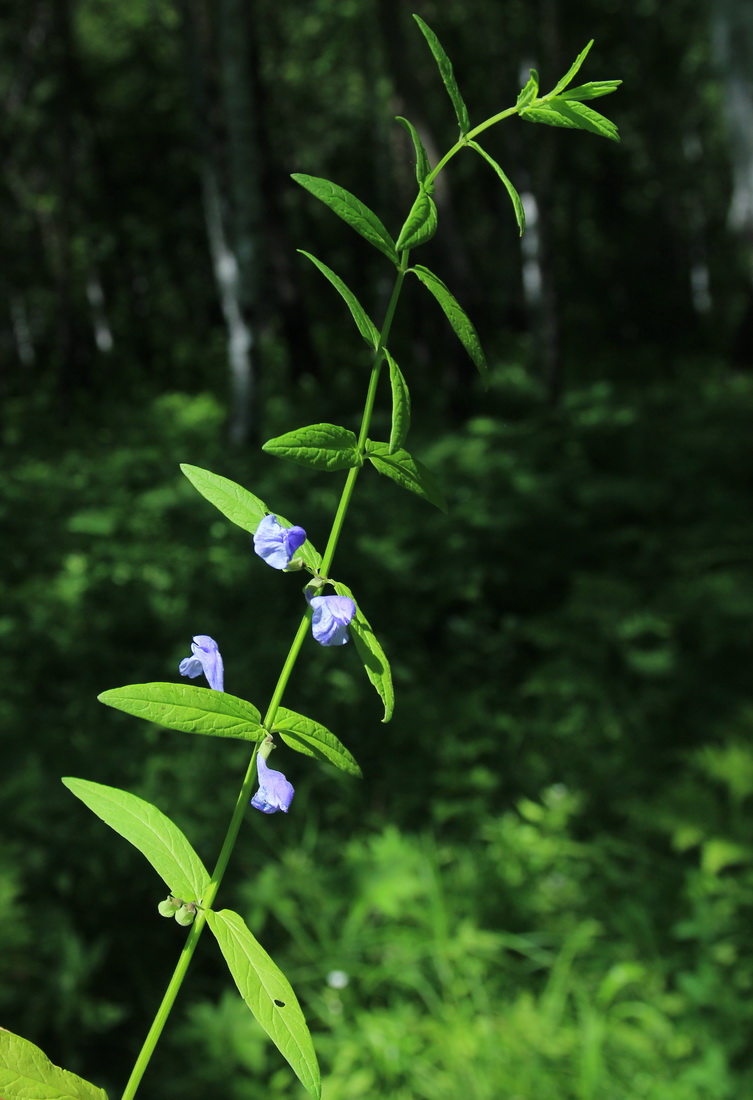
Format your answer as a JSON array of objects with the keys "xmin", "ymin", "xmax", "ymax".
[{"xmin": 3, "ymin": 0, "xmax": 753, "ymax": 1097}]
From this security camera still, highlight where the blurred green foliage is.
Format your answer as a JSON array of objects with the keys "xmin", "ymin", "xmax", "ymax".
[
  {"xmin": 4, "ymin": 0, "xmax": 753, "ymax": 1095},
  {"xmin": 3, "ymin": 360, "xmax": 753, "ymax": 1096}
]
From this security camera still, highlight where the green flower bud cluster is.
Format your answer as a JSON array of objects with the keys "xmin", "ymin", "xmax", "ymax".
[{"xmin": 158, "ymin": 895, "xmax": 198, "ymax": 926}]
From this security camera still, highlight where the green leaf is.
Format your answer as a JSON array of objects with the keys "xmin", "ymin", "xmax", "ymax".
[
  {"xmin": 413, "ymin": 15, "xmax": 471, "ymax": 134},
  {"xmin": 547, "ymin": 40, "xmax": 594, "ymax": 98},
  {"xmin": 520, "ymin": 98, "xmax": 619, "ymax": 142},
  {"xmin": 516, "ymin": 70, "xmax": 539, "ymax": 109},
  {"xmin": 274, "ymin": 707, "xmax": 362, "ymax": 777},
  {"xmin": 207, "ymin": 909, "xmax": 321, "ymax": 1100},
  {"xmin": 396, "ymin": 116, "xmax": 431, "ymax": 186},
  {"xmin": 467, "ymin": 141, "xmax": 525, "ymax": 236},
  {"xmin": 366, "ymin": 440, "xmax": 447, "ymax": 512},
  {"xmin": 396, "ymin": 188, "xmax": 438, "ymax": 252},
  {"xmin": 385, "ymin": 349, "xmax": 411, "ymax": 453},
  {"xmin": 262, "ymin": 424, "xmax": 361, "ymax": 472},
  {"xmin": 563, "ymin": 79, "xmax": 622, "ymax": 101},
  {"xmin": 409, "ymin": 264, "xmax": 488, "ymax": 384},
  {"xmin": 291, "ymin": 173, "xmax": 398, "ymax": 264},
  {"xmin": 0, "ymin": 1029, "xmax": 108, "ymax": 1100},
  {"xmin": 98, "ymin": 682, "xmax": 265, "ymax": 743},
  {"xmin": 180, "ymin": 465, "xmax": 322, "ymax": 572},
  {"xmin": 62, "ymin": 778, "xmax": 210, "ymax": 900},
  {"xmin": 181, "ymin": 463, "xmax": 266, "ymax": 532},
  {"xmin": 333, "ymin": 581, "xmax": 394, "ymax": 722},
  {"xmin": 298, "ymin": 251, "xmax": 380, "ymax": 349}
]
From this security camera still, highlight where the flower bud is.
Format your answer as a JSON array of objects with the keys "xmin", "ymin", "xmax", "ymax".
[
  {"xmin": 174, "ymin": 903, "xmax": 197, "ymax": 927},
  {"xmin": 158, "ymin": 896, "xmax": 181, "ymax": 918}
]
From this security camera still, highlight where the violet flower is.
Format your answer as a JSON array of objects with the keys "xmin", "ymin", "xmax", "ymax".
[
  {"xmin": 251, "ymin": 754, "xmax": 295, "ymax": 814},
  {"xmin": 179, "ymin": 635, "xmax": 224, "ymax": 691},
  {"xmin": 309, "ymin": 594, "xmax": 356, "ymax": 647},
  {"xmin": 254, "ymin": 514, "xmax": 306, "ymax": 570}
]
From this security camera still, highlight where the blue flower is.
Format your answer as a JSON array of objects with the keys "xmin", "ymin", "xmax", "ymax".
[
  {"xmin": 254, "ymin": 514, "xmax": 306, "ymax": 570},
  {"xmin": 179, "ymin": 635, "xmax": 224, "ymax": 691},
  {"xmin": 251, "ymin": 754, "xmax": 295, "ymax": 814},
  {"xmin": 309, "ymin": 594, "xmax": 356, "ymax": 646}
]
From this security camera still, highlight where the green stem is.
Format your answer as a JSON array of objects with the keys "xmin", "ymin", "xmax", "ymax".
[
  {"xmin": 119, "ymin": 93, "xmax": 523, "ymax": 1097},
  {"xmin": 118, "ymin": 253, "xmax": 412, "ymax": 1100},
  {"xmin": 120, "ymin": 740, "xmax": 261, "ymax": 1100},
  {"xmin": 426, "ymin": 105, "xmax": 520, "ymax": 187}
]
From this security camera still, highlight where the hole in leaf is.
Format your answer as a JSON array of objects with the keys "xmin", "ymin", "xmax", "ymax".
[{"xmin": 274, "ymin": 999, "xmax": 285, "ymax": 1007}]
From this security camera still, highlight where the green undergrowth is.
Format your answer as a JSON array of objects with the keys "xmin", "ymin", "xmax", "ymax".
[{"xmin": 2, "ymin": 360, "xmax": 753, "ymax": 1094}]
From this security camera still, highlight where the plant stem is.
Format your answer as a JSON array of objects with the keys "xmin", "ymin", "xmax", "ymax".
[
  {"xmin": 119, "ymin": 93, "xmax": 520, "ymax": 1096},
  {"xmin": 426, "ymin": 105, "xmax": 520, "ymax": 186},
  {"xmin": 118, "ymin": 253, "xmax": 411, "ymax": 1100}
]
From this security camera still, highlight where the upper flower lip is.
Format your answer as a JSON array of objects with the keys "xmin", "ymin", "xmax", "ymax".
[
  {"xmin": 179, "ymin": 635, "xmax": 224, "ymax": 691},
  {"xmin": 254, "ymin": 514, "xmax": 307, "ymax": 570}
]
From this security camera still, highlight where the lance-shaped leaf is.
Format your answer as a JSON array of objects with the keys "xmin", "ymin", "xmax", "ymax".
[
  {"xmin": 99, "ymin": 682, "xmax": 265, "ymax": 743},
  {"xmin": 563, "ymin": 80, "xmax": 622, "ymax": 101},
  {"xmin": 409, "ymin": 265, "xmax": 488, "ymax": 384},
  {"xmin": 180, "ymin": 464, "xmax": 322, "ymax": 572},
  {"xmin": 298, "ymin": 251, "xmax": 380, "ymax": 349},
  {"xmin": 516, "ymin": 69, "xmax": 539, "ymax": 109},
  {"xmin": 396, "ymin": 116, "xmax": 431, "ymax": 186},
  {"xmin": 467, "ymin": 141, "xmax": 525, "ymax": 236},
  {"xmin": 396, "ymin": 188, "xmax": 438, "ymax": 252},
  {"xmin": 385, "ymin": 349, "xmax": 411, "ymax": 453},
  {"xmin": 263, "ymin": 424, "xmax": 361, "ymax": 473},
  {"xmin": 366, "ymin": 440, "xmax": 447, "ymax": 512},
  {"xmin": 520, "ymin": 98, "xmax": 619, "ymax": 142},
  {"xmin": 291, "ymin": 173, "xmax": 398, "ymax": 264},
  {"xmin": 207, "ymin": 909, "xmax": 321, "ymax": 1100},
  {"xmin": 273, "ymin": 707, "xmax": 362, "ymax": 777},
  {"xmin": 0, "ymin": 1029, "xmax": 108, "ymax": 1100},
  {"xmin": 333, "ymin": 580, "xmax": 394, "ymax": 722},
  {"xmin": 182, "ymin": 463, "xmax": 267, "ymax": 531},
  {"xmin": 62, "ymin": 778, "xmax": 210, "ymax": 900},
  {"xmin": 547, "ymin": 40, "xmax": 594, "ymax": 98},
  {"xmin": 413, "ymin": 15, "xmax": 471, "ymax": 134}
]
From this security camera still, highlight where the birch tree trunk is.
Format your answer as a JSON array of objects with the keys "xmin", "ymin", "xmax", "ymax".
[
  {"xmin": 710, "ymin": 0, "xmax": 753, "ymax": 368},
  {"xmin": 181, "ymin": 0, "xmax": 260, "ymax": 445}
]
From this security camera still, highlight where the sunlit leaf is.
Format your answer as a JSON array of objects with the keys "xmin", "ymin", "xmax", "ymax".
[
  {"xmin": 180, "ymin": 465, "xmax": 322, "ymax": 572},
  {"xmin": 62, "ymin": 778, "xmax": 210, "ymax": 900},
  {"xmin": 467, "ymin": 141, "xmax": 525, "ymax": 236},
  {"xmin": 548, "ymin": 40, "xmax": 594, "ymax": 98},
  {"xmin": 291, "ymin": 173, "xmax": 398, "ymax": 263},
  {"xmin": 564, "ymin": 79, "xmax": 622, "ymax": 101},
  {"xmin": 413, "ymin": 15, "xmax": 471, "ymax": 134},
  {"xmin": 366, "ymin": 440, "xmax": 447, "ymax": 512},
  {"xmin": 516, "ymin": 70, "xmax": 539, "ymax": 109},
  {"xmin": 385, "ymin": 349, "xmax": 411, "ymax": 452},
  {"xmin": 409, "ymin": 265, "xmax": 488, "ymax": 384},
  {"xmin": 396, "ymin": 189, "xmax": 438, "ymax": 252},
  {"xmin": 207, "ymin": 909, "xmax": 321, "ymax": 1100},
  {"xmin": 333, "ymin": 581, "xmax": 394, "ymax": 722},
  {"xmin": 98, "ymin": 682, "xmax": 265, "ymax": 743},
  {"xmin": 262, "ymin": 424, "xmax": 361, "ymax": 472},
  {"xmin": 520, "ymin": 98, "xmax": 619, "ymax": 142},
  {"xmin": 0, "ymin": 1029, "xmax": 108, "ymax": 1100},
  {"xmin": 396, "ymin": 116, "xmax": 432, "ymax": 186},
  {"xmin": 274, "ymin": 707, "xmax": 362, "ymax": 777},
  {"xmin": 298, "ymin": 251, "xmax": 380, "ymax": 349}
]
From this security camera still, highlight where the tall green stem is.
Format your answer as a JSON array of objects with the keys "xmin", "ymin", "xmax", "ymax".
[
  {"xmin": 119, "ymin": 252, "xmax": 411, "ymax": 1100},
  {"xmin": 119, "ymin": 94, "xmax": 518, "ymax": 1093}
]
